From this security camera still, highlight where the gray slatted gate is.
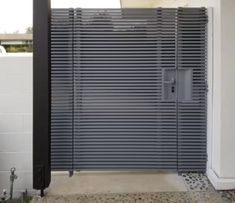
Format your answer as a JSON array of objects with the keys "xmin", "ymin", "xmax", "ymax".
[
  {"xmin": 177, "ymin": 8, "xmax": 207, "ymax": 171},
  {"xmin": 51, "ymin": 8, "xmax": 207, "ymax": 172}
]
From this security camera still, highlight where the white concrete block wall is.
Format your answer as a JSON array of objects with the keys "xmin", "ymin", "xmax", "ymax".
[
  {"xmin": 0, "ymin": 54, "xmax": 32, "ymax": 196},
  {"xmin": 207, "ymin": 0, "xmax": 235, "ymax": 190},
  {"xmin": 220, "ymin": 0, "xmax": 235, "ymax": 178}
]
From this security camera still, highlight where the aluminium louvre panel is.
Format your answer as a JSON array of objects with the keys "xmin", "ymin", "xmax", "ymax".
[
  {"xmin": 51, "ymin": 9, "xmax": 74, "ymax": 170},
  {"xmin": 50, "ymin": 8, "xmax": 207, "ymax": 172},
  {"xmin": 177, "ymin": 8, "xmax": 207, "ymax": 172},
  {"xmin": 73, "ymin": 8, "xmax": 177, "ymax": 170}
]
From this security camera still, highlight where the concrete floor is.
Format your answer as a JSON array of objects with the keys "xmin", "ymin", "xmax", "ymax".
[
  {"xmin": 47, "ymin": 171, "xmax": 187, "ymax": 195},
  {"xmin": 32, "ymin": 172, "xmax": 235, "ymax": 202}
]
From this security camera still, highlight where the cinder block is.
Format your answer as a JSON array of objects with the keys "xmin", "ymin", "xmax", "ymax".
[
  {"xmin": 0, "ymin": 133, "xmax": 32, "ymax": 152},
  {"xmin": 0, "ymin": 152, "xmax": 32, "ymax": 171}
]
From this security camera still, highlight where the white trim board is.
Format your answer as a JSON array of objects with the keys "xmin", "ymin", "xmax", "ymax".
[{"xmin": 207, "ymin": 168, "xmax": 235, "ymax": 190}]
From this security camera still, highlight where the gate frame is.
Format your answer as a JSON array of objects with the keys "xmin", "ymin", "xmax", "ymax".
[{"xmin": 33, "ymin": 0, "xmax": 51, "ymax": 196}]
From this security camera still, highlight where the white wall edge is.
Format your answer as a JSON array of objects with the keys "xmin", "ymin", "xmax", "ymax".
[
  {"xmin": 206, "ymin": 7, "xmax": 214, "ymax": 172},
  {"xmin": 206, "ymin": 7, "xmax": 235, "ymax": 189},
  {"xmin": 207, "ymin": 168, "xmax": 235, "ymax": 190}
]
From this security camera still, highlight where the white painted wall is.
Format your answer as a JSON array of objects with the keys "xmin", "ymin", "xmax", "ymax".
[
  {"xmin": 188, "ymin": 0, "xmax": 208, "ymax": 7},
  {"xmin": 207, "ymin": 0, "xmax": 235, "ymax": 190},
  {"xmin": 208, "ymin": 0, "xmax": 222, "ymax": 177},
  {"xmin": 121, "ymin": 0, "xmax": 189, "ymax": 8},
  {"xmin": 0, "ymin": 54, "xmax": 32, "ymax": 197},
  {"xmin": 154, "ymin": 0, "xmax": 189, "ymax": 7},
  {"xmin": 121, "ymin": 0, "xmax": 208, "ymax": 8},
  {"xmin": 220, "ymin": 0, "xmax": 235, "ymax": 178}
]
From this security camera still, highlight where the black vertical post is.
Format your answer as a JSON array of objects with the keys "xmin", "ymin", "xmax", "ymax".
[{"xmin": 33, "ymin": 0, "xmax": 51, "ymax": 194}]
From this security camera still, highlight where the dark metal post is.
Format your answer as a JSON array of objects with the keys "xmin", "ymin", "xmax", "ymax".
[{"xmin": 33, "ymin": 0, "xmax": 51, "ymax": 192}]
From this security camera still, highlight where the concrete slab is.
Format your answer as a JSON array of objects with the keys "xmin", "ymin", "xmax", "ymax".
[{"xmin": 47, "ymin": 171, "xmax": 187, "ymax": 195}]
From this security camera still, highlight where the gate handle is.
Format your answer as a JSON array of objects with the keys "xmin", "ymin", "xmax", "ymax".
[{"xmin": 164, "ymin": 77, "xmax": 176, "ymax": 84}]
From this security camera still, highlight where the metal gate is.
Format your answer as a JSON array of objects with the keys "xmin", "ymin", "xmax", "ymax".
[{"xmin": 51, "ymin": 8, "xmax": 207, "ymax": 172}]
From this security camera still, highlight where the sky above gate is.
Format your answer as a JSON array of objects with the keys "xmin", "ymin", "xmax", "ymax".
[{"xmin": 0, "ymin": 0, "xmax": 120, "ymax": 33}]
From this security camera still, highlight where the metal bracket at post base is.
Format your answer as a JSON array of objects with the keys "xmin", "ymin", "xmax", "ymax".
[{"xmin": 33, "ymin": 165, "xmax": 48, "ymax": 197}]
